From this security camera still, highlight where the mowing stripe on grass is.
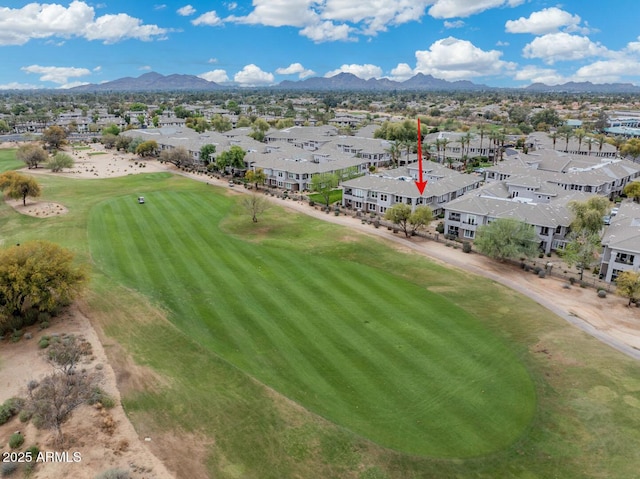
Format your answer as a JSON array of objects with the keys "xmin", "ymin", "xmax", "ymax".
[{"xmin": 89, "ymin": 190, "xmax": 536, "ymax": 458}]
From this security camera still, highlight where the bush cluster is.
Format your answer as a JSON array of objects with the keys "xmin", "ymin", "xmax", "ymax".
[
  {"xmin": 0, "ymin": 398, "xmax": 25, "ymax": 426},
  {"xmin": 8, "ymin": 433, "xmax": 24, "ymax": 449}
]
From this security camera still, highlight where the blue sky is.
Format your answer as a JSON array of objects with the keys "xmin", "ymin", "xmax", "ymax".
[{"xmin": 1, "ymin": 0, "xmax": 640, "ymax": 89}]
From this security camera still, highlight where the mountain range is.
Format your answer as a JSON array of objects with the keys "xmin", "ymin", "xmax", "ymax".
[{"xmin": 69, "ymin": 71, "xmax": 640, "ymax": 93}]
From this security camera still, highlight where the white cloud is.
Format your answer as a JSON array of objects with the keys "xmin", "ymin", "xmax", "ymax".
[
  {"xmin": 0, "ymin": 2, "xmax": 168, "ymax": 45},
  {"xmin": 428, "ymin": 0, "xmax": 525, "ymax": 19},
  {"xmin": 59, "ymin": 81, "xmax": 89, "ymax": 89},
  {"xmin": 21, "ymin": 65, "xmax": 91, "ymax": 85},
  {"xmin": 226, "ymin": 2, "xmax": 238, "ymax": 11},
  {"xmin": 226, "ymin": 0, "xmax": 429, "ymax": 41},
  {"xmin": 227, "ymin": 0, "xmax": 316, "ymax": 28},
  {"xmin": 84, "ymin": 13, "xmax": 168, "ymax": 43},
  {"xmin": 523, "ymin": 33, "xmax": 609, "ymax": 64},
  {"xmin": 324, "ymin": 64, "xmax": 382, "ymax": 80},
  {"xmin": 573, "ymin": 60, "xmax": 640, "ymax": 84},
  {"xmin": 208, "ymin": 58, "xmax": 219, "ymax": 64},
  {"xmin": 513, "ymin": 65, "xmax": 567, "ymax": 85},
  {"xmin": 139, "ymin": 65, "xmax": 152, "ymax": 71},
  {"xmin": 177, "ymin": 5, "xmax": 196, "ymax": 16},
  {"xmin": 192, "ymin": 11, "xmax": 222, "ymax": 26},
  {"xmin": 444, "ymin": 20, "xmax": 465, "ymax": 29},
  {"xmin": 414, "ymin": 37, "xmax": 513, "ymax": 80},
  {"xmin": 234, "ymin": 64, "xmax": 275, "ymax": 86},
  {"xmin": 198, "ymin": 69, "xmax": 230, "ymax": 83},
  {"xmin": 505, "ymin": 7, "xmax": 582, "ymax": 35},
  {"xmin": 389, "ymin": 63, "xmax": 415, "ymax": 81},
  {"xmin": 0, "ymin": 82, "xmax": 40, "ymax": 90},
  {"xmin": 276, "ymin": 63, "xmax": 316, "ymax": 78},
  {"xmin": 320, "ymin": 0, "xmax": 431, "ymax": 36},
  {"xmin": 300, "ymin": 21, "xmax": 354, "ymax": 43}
]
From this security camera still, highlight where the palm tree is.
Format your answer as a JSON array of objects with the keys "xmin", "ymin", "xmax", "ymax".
[
  {"xmin": 440, "ymin": 138, "xmax": 450, "ymax": 165},
  {"xmin": 477, "ymin": 123, "xmax": 487, "ymax": 154},
  {"xmin": 560, "ymin": 126, "xmax": 573, "ymax": 152},
  {"xmin": 574, "ymin": 128, "xmax": 586, "ymax": 154},
  {"xmin": 385, "ymin": 141, "xmax": 400, "ymax": 167},
  {"xmin": 595, "ymin": 134, "xmax": 606, "ymax": 154},
  {"xmin": 549, "ymin": 131, "xmax": 558, "ymax": 150},
  {"xmin": 608, "ymin": 135, "xmax": 625, "ymax": 156},
  {"xmin": 434, "ymin": 138, "xmax": 442, "ymax": 163}
]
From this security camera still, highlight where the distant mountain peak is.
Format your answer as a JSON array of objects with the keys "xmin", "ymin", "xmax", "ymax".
[
  {"xmin": 67, "ymin": 71, "xmax": 640, "ymax": 93},
  {"xmin": 69, "ymin": 72, "xmax": 222, "ymax": 92}
]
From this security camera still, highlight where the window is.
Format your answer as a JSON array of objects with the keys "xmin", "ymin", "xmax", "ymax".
[
  {"xmin": 380, "ymin": 194, "xmax": 388, "ymax": 202},
  {"xmin": 540, "ymin": 226, "xmax": 549, "ymax": 236},
  {"xmin": 448, "ymin": 212, "xmax": 461, "ymax": 221},
  {"xmin": 615, "ymin": 253, "xmax": 635, "ymax": 265},
  {"xmin": 463, "ymin": 229, "xmax": 475, "ymax": 239},
  {"xmin": 466, "ymin": 214, "xmax": 477, "ymax": 225},
  {"xmin": 447, "ymin": 226, "xmax": 459, "ymax": 236}
]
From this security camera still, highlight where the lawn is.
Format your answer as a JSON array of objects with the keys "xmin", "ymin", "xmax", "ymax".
[
  {"xmin": 3, "ymin": 157, "xmax": 640, "ymax": 478},
  {"xmin": 0, "ymin": 149, "xmax": 24, "ymax": 172},
  {"xmin": 88, "ymin": 190, "xmax": 535, "ymax": 458},
  {"xmin": 308, "ymin": 188, "xmax": 342, "ymax": 205}
]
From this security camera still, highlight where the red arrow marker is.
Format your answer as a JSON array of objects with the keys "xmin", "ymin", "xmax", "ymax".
[{"xmin": 415, "ymin": 118, "xmax": 427, "ymax": 195}]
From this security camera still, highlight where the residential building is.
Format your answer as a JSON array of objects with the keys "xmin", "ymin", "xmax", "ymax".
[{"xmin": 599, "ymin": 202, "xmax": 640, "ymax": 282}]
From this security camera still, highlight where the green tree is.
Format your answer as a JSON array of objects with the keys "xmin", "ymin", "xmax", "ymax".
[
  {"xmin": 129, "ymin": 102, "xmax": 147, "ymax": 111},
  {"xmin": 531, "ymin": 109, "xmax": 562, "ymax": 130},
  {"xmin": 101, "ymin": 124, "xmax": 120, "ymax": 136},
  {"xmin": 115, "ymin": 135, "xmax": 132, "ymax": 152},
  {"xmin": 385, "ymin": 203, "xmax": 412, "ymax": 236},
  {"xmin": 561, "ymin": 230, "xmax": 601, "ymax": 281},
  {"xmin": 615, "ymin": 271, "xmax": 640, "ymax": 306},
  {"xmin": 0, "ymin": 119, "xmax": 10, "ymax": 133},
  {"xmin": 242, "ymin": 194, "xmax": 270, "ymax": 223},
  {"xmin": 16, "ymin": 143, "xmax": 48, "ymax": 169},
  {"xmin": 384, "ymin": 204, "xmax": 434, "ymax": 238},
  {"xmin": 47, "ymin": 152, "xmax": 74, "ymax": 172},
  {"xmin": 0, "ymin": 241, "xmax": 86, "ymax": 334},
  {"xmin": 621, "ymin": 138, "xmax": 640, "ymax": 162},
  {"xmin": 216, "ymin": 146, "xmax": 246, "ymax": 173},
  {"xmin": 200, "ymin": 144, "xmax": 216, "ymax": 165},
  {"xmin": 42, "ymin": 125, "xmax": 67, "ymax": 151},
  {"xmin": 310, "ymin": 172, "xmax": 339, "ymax": 208},
  {"xmin": 210, "ymin": 114, "xmax": 232, "ymax": 132},
  {"xmin": 245, "ymin": 168, "xmax": 267, "ymax": 189},
  {"xmin": 250, "ymin": 118, "xmax": 270, "ymax": 141},
  {"xmin": 409, "ymin": 206, "xmax": 434, "ymax": 236},
  {"xmin": 475, "ymin": 218, "xmax": 539, "ymax": 261},
  {"xmin": 623, "ymin": 181, "xmax": 640, "ymax": 202},
  {"xmin": 275, "ymin": 118, "xmax": 294, "ymax": 129},
  {"xmin": 236, "ymin": 116, "xmax": 252, "ymax": 128},
  {"xmin": 135, "ymin": 140, "xmax": 158, "ymax": 157},
  {"xmin": 0, "ymin": 171, "xmax": 41, "ymax": 206},
  {"xmin": 101, "ymin": 133, "xmax": 117, "ymax": 149},
  {"xmin": 569, "ymin": 197, "xmax": 610, "ymax": 234}
]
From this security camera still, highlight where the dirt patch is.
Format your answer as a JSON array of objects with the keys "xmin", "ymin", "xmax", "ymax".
[
  {"xmin": 0, "ymin": 308, "xmax": 173, "ymax": 479},
  {"xmin": 5, "ymin": 198, "xmax": 68, "ymax": 218}
]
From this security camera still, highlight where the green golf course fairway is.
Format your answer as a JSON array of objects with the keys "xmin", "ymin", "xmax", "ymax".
[{"xmin": 88, "ymin": 189, "xmax": 536, "ymax": 458}]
